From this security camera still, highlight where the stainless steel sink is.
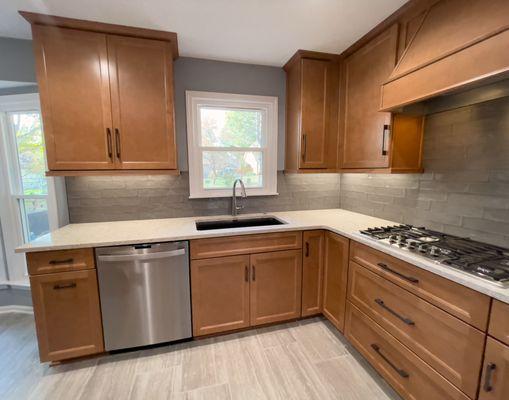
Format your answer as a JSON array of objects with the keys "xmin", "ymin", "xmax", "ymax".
[{"xmin": 195, "ymin": 216, "xmax": 286, "ymax": 231}]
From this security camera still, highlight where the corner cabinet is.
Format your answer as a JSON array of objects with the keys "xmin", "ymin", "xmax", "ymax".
[
  {"xmin": 284, "ymin": 51, "xmax": 340, "ymax": 173},
  {"xmin": 24, "ymin": 13, "xmax": 178, "ymax": 175},
  {"xmin": 339, "ymin": 24, "xmax": 424, "ymax": 173}
]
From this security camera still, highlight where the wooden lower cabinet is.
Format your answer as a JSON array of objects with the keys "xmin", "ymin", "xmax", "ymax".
[
  {"xmin": 479, "ymin": 337, "xmax": 509, "ymax": 400},
  {"xmin": 348, "ymin": 261, "xmax": 485, "ymax": 398},
  {"xmin": 250, "ymin": 250, "xmax": 302, "ymax": 326},
  {"xmin": 191, "ymin": 255, "xmax": 250, "ymax": 337},
  {"xmin": 30, "ymin": 269, "xmax": 104, "ymax": 362},
  {"xmin": 489, "ymin": 300, "xmax": 509, "ymax": 346},
  {"xmin": 322, "ymin": 232, "xmax": 349, "ymax": 332},
  {"xmin": 345, "ymin": 302, "xmax": 470, "ymax": 400},
  {"xmin": 301, "ymin": 230, "xmax": 324, "ymax": 316}
]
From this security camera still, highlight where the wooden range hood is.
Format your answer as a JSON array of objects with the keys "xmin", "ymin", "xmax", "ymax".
[{"xmin": 380, "ymin": 0, "xmax": 509, "ymax": 112}]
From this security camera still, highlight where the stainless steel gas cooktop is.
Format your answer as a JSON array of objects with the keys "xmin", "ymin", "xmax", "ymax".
[{"xmin": 360, "ymin": 225, "xmax": 509, "ymax": 287}]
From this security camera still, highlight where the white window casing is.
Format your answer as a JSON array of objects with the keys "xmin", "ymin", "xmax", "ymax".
[{"xmin": 186, "ymin": 91, "xmax": 278, "ymax": 198}]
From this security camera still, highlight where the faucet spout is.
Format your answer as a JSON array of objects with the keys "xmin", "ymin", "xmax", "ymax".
[{"xmin": 232, "ymin": 179, "xmax": 247, "ymax": 217}]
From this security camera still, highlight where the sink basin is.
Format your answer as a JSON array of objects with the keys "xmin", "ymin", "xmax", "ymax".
[{"xmin": 195, "ymin": 216, "xmax": 286, "ymax": 231}]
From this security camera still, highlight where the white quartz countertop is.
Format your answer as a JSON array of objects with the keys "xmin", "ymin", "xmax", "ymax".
[{"xmin": 16, "ymin": 208, "xmax": 509, "ymax": 304}]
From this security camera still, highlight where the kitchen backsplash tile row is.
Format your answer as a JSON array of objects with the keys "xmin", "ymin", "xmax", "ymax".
[
  {"xmin": 66, "ymin": 172, "xmax": 341, "ymax": 223},
  {"xmin": 340, "ymin": 97, "xmax": 509, "ymax": 247}
]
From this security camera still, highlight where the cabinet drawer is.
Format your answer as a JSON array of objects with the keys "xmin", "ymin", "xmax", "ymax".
[
  {"xmin": 489, "ymin": 300, "xmax": 509, "ymax": 346},
  {"xmin": 350, "ymin": 241, "xmax": 490, "ymax": 330},
  {"xmin": 348, "ymin": 261, "xmax": 484, "ymax": 398},
  {"xmin": 27, "ymin": 248, "xmax": 95, "ymax": 275},
  {"xmin": 191, "ymin": 231, "xmax": 302, "ymax": 260},
  {"xmin": 345, "ymin": 302, "xmax": 470, "ymax": 400}
]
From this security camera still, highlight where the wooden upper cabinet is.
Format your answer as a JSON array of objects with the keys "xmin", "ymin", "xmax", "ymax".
[
  {"xmin": 30, "ymin": 269, "xmax": 104, "ymax": 362},
  {"xmin": 301, "ymin": 230, "xmax": 324, "ymax": 317},
  {"xmin": 250, "ymin": 250, "xmax": 302, "ymax": 326},
  {"xmin": 24, "ymin": 13, "xmax": 179, "ymax": 174},
  {"xmin": 284, "ymin": 51, "xmax": 339, "ymax": 172},
  {"xmin": 191, "ymin": 255, "xmax": 250, "ymax": 337},
  {"xmin": 479, "ymin": 337, "xmax": 509, "ymax": 400},
  {"xmin": 339, "ymin": 24, "xmax": 424, "ymax": 173},
  {"xmin": 322, "ymin": 232, "xmax": 349, "ymax": 332},
  {"xmin": 107, "ymin": 35, "xmax": 177, "ymax": 170},
  {"xmin": 32, "ymin": 26, "xmax": 114, "ymax": 171}
]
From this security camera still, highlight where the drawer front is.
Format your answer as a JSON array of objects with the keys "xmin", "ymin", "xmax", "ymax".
[
  {"xmin": 345, "ymin": 302, "xmax": 470, "ymax": 400},
  {"xmin": 27, "ymin": 248, "xmax": 95, "ymax": 275},
  {"xmin": 489, "ymin": 300, "xmax": 509, "ymax": 346},
  {"xmin": 348, "ymin": 261, "xmax": 484, "ymax": 398},
  {"xmin": 190, "ymin": 231, "xmax": 302, "ymax": 260},
  {"xmin": 350, "ymin": 241, "xmax": 490, "ymax": 330}
]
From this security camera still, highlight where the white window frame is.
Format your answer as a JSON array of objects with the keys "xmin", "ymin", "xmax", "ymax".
[
  {"xmin": 0, "ymin": 93, "xmax": 59, "ymax": 285},
  {"xmin": 186, "ymin": 91, "xmax": 278, "ymax": 198}
]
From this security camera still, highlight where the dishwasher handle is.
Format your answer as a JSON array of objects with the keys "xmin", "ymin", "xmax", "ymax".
[{"xmin": 97, "ymin": 248, "xmax": 186, "ymax": 262}]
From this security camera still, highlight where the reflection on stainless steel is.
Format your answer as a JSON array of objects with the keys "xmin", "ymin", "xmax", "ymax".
[{"xmin": 96, "ymin": 241, "xmax": 191, "ymax": 351}]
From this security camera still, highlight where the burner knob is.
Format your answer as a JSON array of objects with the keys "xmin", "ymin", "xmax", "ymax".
[
  {"xmin": 389, "ymin": 234, "xmax": 398, "ymax": 243},
  {"xmin": 429, "ymin": 246, "xmax": 441, "ymax": 257},
  {"xmin": 418, "ymin": 244, "xmax": 429, "ymax": 253}
]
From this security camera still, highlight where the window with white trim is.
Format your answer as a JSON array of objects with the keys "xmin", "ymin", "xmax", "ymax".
[
  {"xmin": 0, "ymin": 93, "xmax": 60, "ymax": 284},
  {"xmin": 186, "ymin": 91, "xmax": 278, "ymax": 198}
]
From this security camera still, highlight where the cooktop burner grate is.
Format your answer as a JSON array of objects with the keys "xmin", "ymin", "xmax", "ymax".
[{"xmin": 360, "ymin": 225, "xmax": 509, "ymax": 286}]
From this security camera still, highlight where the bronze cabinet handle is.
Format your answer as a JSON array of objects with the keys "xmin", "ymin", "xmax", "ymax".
[
  {"xmin": 53, "ymin": 282, "xmax": 77, "ymax": 290},
  {"xmin": 371, "ymin": 344, "xmax": 409, "ymax": 378},
  {"xmin": 252, "ymin": 265, "xmax": 256, "ymax": 281},
  {"xmin": 301, "ymin": 134, "xmax": 307, "ymax": 161},
  {"xmin": 49, "ymin": 258, "xmax": 74, "ymax": 265},
  {"xmin": 305, "ymin": 242, "xmax": 310, "ymax": 257},
  {"xmin": 106, "ymin": 128, "xmax": 113, "ymax": 159},
  {"xmin": 375, "ymin": 298, "xmax": 415, "ymax": 326},
  {"xmin": 245, "ymin": 265, "xmax": 249, "ymax": 282},
  {"xmin": 483, "ymin": 363, "xmax": 496, "ymax": 392},
  {"xmin": 115, "ymin": 128, "xmax": 121, "ymax": 159},
  {"xmin": 381, "ymin": 124, "xmax": 390, "ymax": 156},
  {"xmin": 377, "ymin": 263, "xmax": 419, "ymax": 284}
]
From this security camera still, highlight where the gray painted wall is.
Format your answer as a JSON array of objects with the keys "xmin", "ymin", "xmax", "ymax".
[
  {"xmin": 173, "ymin": 57, "xmax": 286, "ymax": 170},
  {"xmin": 340, "ymin": 97, "xmax": 509, "ymax": 248},
  {"xmin": 0, "ymin": 37, "xmax": 36, "ymax": 83}
]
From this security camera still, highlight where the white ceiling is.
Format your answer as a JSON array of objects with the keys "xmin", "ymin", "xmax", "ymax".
[{"xmin": 1, "ymin": 0, "xmax": 408, "ymax": 66}]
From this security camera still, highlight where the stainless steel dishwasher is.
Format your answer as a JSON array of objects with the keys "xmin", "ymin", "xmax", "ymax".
[{"xmin": 96, "ymin": 241, "xmax": 192, "ymax": 351}]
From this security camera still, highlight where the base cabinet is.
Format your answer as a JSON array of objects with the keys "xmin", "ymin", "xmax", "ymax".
[
  {"xmin": 250, "ymin": 250, "xmax": 302, "ymax": 326},
  {"xmin": 301, "ymin": 230, "xmax": 325, "ymax": 316},
  {"xmin": 479, "ymin": 337, "xmax": 509, "ymax": 400},
  {"xmin": 191, "ymin": 247, "xmax": 303, "ymax": 336},
  {"xmin": 30, "ymin": 269, "xmax": 104, "ymax": 362},
  {"xmin": 345, "ymin": 302, "xmax": 470, "ymax": 400},
  {"xmin": 191, "ymin": 255, "xmax": 250, "ymax": 337},
  {"xmin": 322, "ymin": 232, "xmax": 349, "ymax": 332}
]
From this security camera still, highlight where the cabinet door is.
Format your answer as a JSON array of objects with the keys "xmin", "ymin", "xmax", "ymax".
[
  {"xmin": 341, "ymin": 24, "xmax": 398, "ymax": 169},
  {"xmin": 30, "ymin": 269, "xmax": 104, "ymax": 362},
  {"xmin": 250, "ymin": 250, "xmax": 302, "ymax": 326},
  {"xmin": 300, "ymin": 59, "xmax": 334, "ymax": 169},
  {"xmin": 479, "ymin": 337, "xmax": 509, "ymax": 400},
  {"xmin": 322, "ymin": 232, "xmax": 349, "ymax": 332},
  {"xmin": 191, "ymin": 255, "xmax": 250, "ymax": 336},
  {"xmin": 32, "ymin": 26, "xmax": 114, "ymax": 170},
  {"xmin": 302, "ymin": 230, "xmax": 324, "ymax": 316},
  {"xmin": 108, "ymin": 35, "xmax": 177, "ymax": 170}
]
